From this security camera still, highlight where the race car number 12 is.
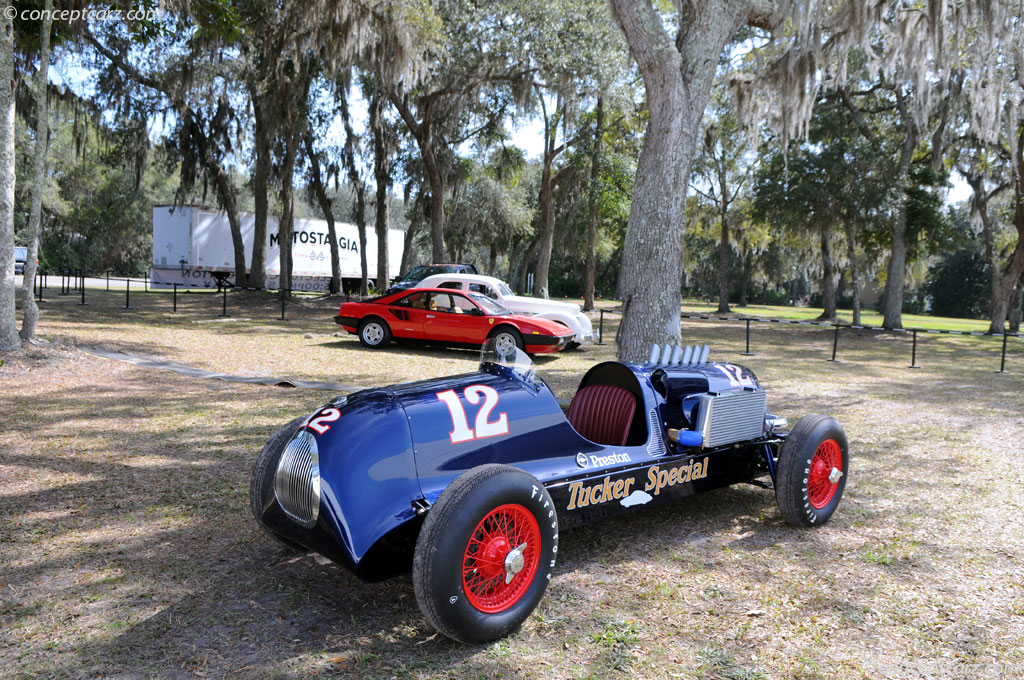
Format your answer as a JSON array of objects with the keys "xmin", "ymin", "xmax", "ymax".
[{"xmin": 436, "ymin": 385, "xmax": 509, "ymax": 444}]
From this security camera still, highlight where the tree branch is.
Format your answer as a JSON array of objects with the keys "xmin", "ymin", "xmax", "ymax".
[{"xmin": 837, "ymin": 84, "xmax": 876, "ymax": 142}]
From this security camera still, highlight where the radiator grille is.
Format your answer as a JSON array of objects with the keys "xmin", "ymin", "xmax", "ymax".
[
  {"xmin": 274, "ymin": 429, "xmax": 321, "ymax": 528},
  {"xmin": 698, "ymin": 390, "xmax": 767, "ymax": 448}
]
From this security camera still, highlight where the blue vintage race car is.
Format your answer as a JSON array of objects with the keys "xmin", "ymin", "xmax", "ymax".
[{"xmin": 251, "ymin": 341, "xmax": 849, "ymax": 643}]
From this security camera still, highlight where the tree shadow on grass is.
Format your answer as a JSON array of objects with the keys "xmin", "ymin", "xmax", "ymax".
[{"xmin": 5, "ymin": 335, "xmax": 1023, "ymax": 678}]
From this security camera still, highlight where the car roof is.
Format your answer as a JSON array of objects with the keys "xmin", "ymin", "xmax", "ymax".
[
  {"xmin": 417, "ymin": 273, "xmax": 507, "ymax": 288},
  {"xmin": 390, "ymin": 287, "xmax": 480, "ymax": 296}
]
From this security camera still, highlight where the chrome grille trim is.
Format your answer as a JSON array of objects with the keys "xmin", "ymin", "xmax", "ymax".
[
  {"xmin": 274, "ymin": 429, "xmax": 320, "ymax": 528},
  {"xmin": 696, "ymin": 390, "xmax": 767, "ymax": 448},
  {"xmin": 647, "ymin": 409, "xmax": 667, "ymax": 456}
]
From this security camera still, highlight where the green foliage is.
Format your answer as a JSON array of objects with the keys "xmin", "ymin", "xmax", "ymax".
[
  {"xmin": 925, "ymin": 247, "xmax": 990, "ymax": 319},
  {"xmin": 14, "ymin": 104, "xmax": 178, "ymax": 275},
  {"xmin": 547, "ymin": 101, "xmax": 641, "ymax": 297}
]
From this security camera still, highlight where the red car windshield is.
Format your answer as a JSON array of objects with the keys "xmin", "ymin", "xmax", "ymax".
[{"xmin": 469, "ymin": 293, "xmax": 511, "ymax": 316}]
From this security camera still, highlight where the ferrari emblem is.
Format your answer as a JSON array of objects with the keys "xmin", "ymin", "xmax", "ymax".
[{"xmin": 489, "ymin": 318, "xmax": 494, "ymax": 325}]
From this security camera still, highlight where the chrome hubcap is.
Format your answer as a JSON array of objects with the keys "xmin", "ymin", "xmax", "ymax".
[
  {"xmin": 828, "ymin": 467, "xmax": 843, "ymax": 484},
  {"xmin": 364, "ymin": 323, "xmax": 383, "ymax": 344},
  {"xmin": 495, "ymin": 333, "xmax": 515, "ymax": 356},
  {"xmin": 503, "ymin": 542, "xmax": 528, "ymax": 584}
]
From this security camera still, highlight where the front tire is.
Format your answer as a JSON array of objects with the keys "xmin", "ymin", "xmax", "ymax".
[
  {"xmin": 250, "ymin": 417, "xmax": 309, "ymax": 551},
  {"xmin": 413, "ymin": 465, "xmax": 558, "ymax": 643},
  {"xmin": 775, "ymin": 414, "xmax": 849, "ymax": 527},
  {"xmin": 489, "ymin": 327, "xmax": 524, "ymax": 359},
  {"xmin": 358, "ymin": 317, "xmax": 392, "ymax": 348}
]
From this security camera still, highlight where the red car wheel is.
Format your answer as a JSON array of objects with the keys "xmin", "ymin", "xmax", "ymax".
[
  {"xmin": 775, "ymin": 415, "xmax": 849, "ymax": 527},
  {"xmin": 413, "ymin": 465, "xmax": 558, "ymax": 643}
]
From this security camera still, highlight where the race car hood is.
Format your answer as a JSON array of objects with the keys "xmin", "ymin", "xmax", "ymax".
[
  {"xmin": 296, "ymin": 388, "xmax": 421, "ymax": 567},
  {"xmin": 387, "ymin": 366, "xmax": 572, "ymax": 502}
]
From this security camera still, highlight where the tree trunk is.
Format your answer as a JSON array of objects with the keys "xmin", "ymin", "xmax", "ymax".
[
  {"xmin": 990, "ymin": 126, "xmax": 1024, "ymax": 334},
  {"xmin": 488, "ymin": 244, "xmax": 497, "ymax": 275},
  {"xmin": 843, "ymin": 216, "xmax": 861, "ymax": 326},
  {"xmin": 973, "ymin": 183, "xmax": 1005, "ymax": 333},
  {"xmin": 819, "ymin": 227, "xmax": 836, "ymax": 320},
  {"xmin": 536, "ymin": 152, "xmax": 554, "ymax": 299},
  {"xmin": 278, "ymin": 130, "xmax": 299, "ymax": 294},
  {"xmin": 250, "ymin": 100, "xmax": 271, "ymax": 290},
  {"xmin": 388, "ymin": 91, "xmax": 446, "ymax": 262},
  {"xmin": 19, "ymin": 0, "xmax": 51, "ymax": 342},
  {"xmin": 534, "ymin": 93, "xmax": 560, "ymax": 300},
  {"xmin": 610, "ymin": 0, "xmax": 748, "ymax": 361},
  {"xmin": 303, "ymin": 132, "xmax": 341, "ymax": 294},
  {"xmin": 338, "ymin": 88, "xmax": 369, "ymax": 296},
  {"xmin": 716, "ymin": 199, "xmax": 730, "ymax": 313},
  {"xmin": 881, "ymin": 91, "xmax": 917, "ymax": 330},
  {"xmin": 400, "ymin": 189, "xmax": 423, "ymax": 278},
  {"xmin": 517, "ymin": 235, "xmax": 540, "ymax": 294},
  {"xmin": 214, "ymin": 169, "xmax": 245, "ymax": 289},
  {"xmin": 1008, "ymin": 278, "xmax": 1022, "ymax": 334},
  {"xmin": 583, "ymin": 98, "xmax": 604, "ymax": 312},
  {"xmin": 0, "ymin": 6, "xmax": 18, "ymax": 352},
  {"xmin": 424, "ymin": 148, "xmax": 446, "ymax": 263},
  {"xmin": 738, "ymin": 253, "xmax": 751, "ymax": 307},
  {"xmin": 370, "ymin": 94, "xmax": 390, "ymax": 293}
]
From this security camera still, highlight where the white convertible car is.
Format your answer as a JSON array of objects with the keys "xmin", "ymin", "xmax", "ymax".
[{"xmin": 415, "ymin": 273, "xmax": 596, "ymax": 348}]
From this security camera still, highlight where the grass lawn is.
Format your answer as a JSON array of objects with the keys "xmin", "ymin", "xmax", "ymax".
[{"xmin": 2, "ymin": 287, "xmax": 1023, "ymax": 679}]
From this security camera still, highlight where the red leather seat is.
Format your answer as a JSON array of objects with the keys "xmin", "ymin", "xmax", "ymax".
[{"xmin": 567, "ymin": 384, "xmax": 637, "ymax": 446}]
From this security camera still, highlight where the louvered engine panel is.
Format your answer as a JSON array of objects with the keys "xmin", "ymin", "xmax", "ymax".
[{"xmin": 701, "ymin": 390, "xmax": 767, "ymax": 448}]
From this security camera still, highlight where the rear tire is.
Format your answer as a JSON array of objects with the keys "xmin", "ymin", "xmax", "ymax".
[
  {"xmin": 358, "ymin": 317, "xmax": 392, "ymax": 348},
  {"xmin": 775, "ymin": 415, "xmax": 849, "ymax": 527},
  {"xmin": 413, "ymin": 465, "xmax": 558, "ymax": 643},
  {"xmin": 250, "ymin": 417, "xmax": 310, "ymax": 551}
]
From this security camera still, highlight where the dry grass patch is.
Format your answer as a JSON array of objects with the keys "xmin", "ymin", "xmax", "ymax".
[{"xmin": 1, "ymin": 293, "xmax": 1023, "ymax": 679}]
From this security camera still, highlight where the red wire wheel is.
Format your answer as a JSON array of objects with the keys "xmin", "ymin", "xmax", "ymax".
[
  {"xmin": 807, "ymin": 438, "xmax": 842, "ymax": 509},
  {"xmin": 461, "ymin": 503, "xmax": 541, "ymax": 613}
]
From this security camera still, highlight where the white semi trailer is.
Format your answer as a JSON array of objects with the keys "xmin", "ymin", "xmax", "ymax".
[{"xmin": 151, "ymin": 204, "xmax": 405, "ymax": 291}]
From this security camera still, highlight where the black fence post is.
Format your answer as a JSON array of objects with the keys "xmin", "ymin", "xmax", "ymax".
[
  {"xmin": 741, "ymin": 318, "xmax": 754, "ymax": 356},
  {"xmin": 598, "ymin": 309, "xmax": 605, "ymax": 345},
  {"xmin": 221, "ymin": 287, "xmax": 228, "ymax": 316},
  {"xmin": 827, "ymin": 323, "xmax": 840, "ymax": 362},
  {"xmin": 60, "ymin": 270, "xmax": 67, "ymax": 295},
  {"xmin": 79, "ymin": 277, "xmax": 87, "ymax": 306},
  {"xmin": 123, "ymin": 278, "xmax": 133, "ymax": 310},
  {"xmin": 908, "ymin": 329, "xmax": 920, "ymax": 369},
  {"xmin": 106, "ymin": 271, "xmax": 110, "ymax": 291},
  {"xmin": 173, "ymin": 283, "xmax": 178, "ymax": 312},
  {"xmin": 280, "ymin": 288, "xmax": 287, "ymax": 321},
  {"xmin": 997, "ymin": 331, "xmax": 1008, "ymax": 374},
  {"xmin": 37, "ymin": 269, "xmax": 43, "ymax": 301}
]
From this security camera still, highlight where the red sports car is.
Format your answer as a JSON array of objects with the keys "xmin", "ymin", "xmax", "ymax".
[{"xmin": 335, "ymin": 288, "xmax": 575, "ymax": 355}]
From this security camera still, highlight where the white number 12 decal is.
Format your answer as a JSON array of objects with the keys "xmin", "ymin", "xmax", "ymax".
[{"xmin": 436, "ymin": 385, "xmax": 509, "ymax": 444}]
